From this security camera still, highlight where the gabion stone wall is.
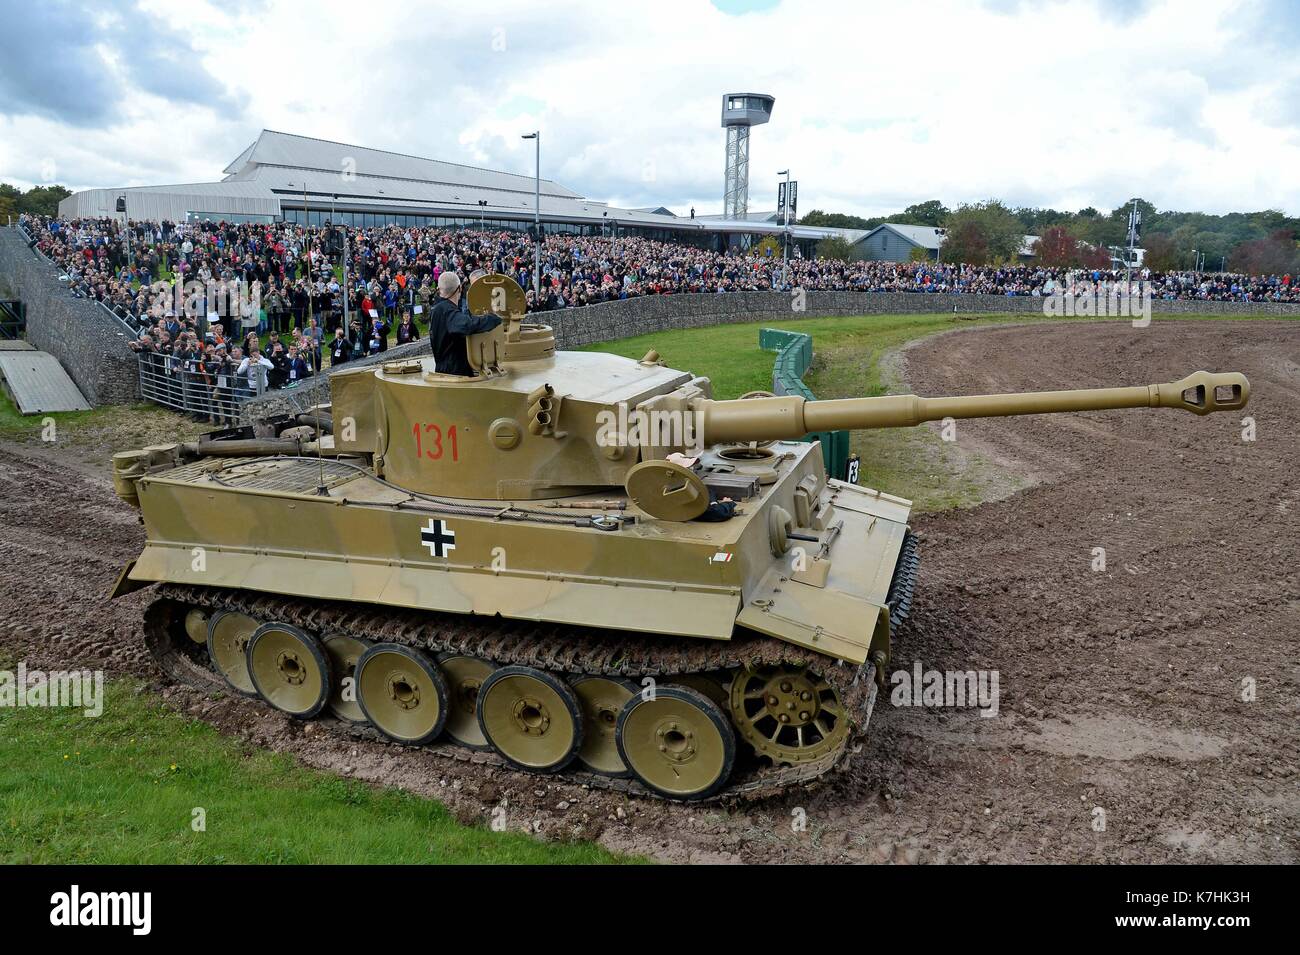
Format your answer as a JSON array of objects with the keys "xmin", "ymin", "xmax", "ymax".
[
  {"xmin": 239, "ymin": 339, "xmax": 427, "ymax": 422},
  {"xmin": 0, "ymin": 227, "xmax": 139, "ymax": 404},
  {"xmin": 548, "ymin": 289, "xmax": 1299, "ymax": 349}
]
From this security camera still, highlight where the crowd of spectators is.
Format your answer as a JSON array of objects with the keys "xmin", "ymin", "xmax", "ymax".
[
  {"xmin": 12, "ymin": 210, "xmax": 1294, "ymax": 418},
  {"xmin": 19, "ymin": 214, "xmax": 1299, "ymax": 332}
]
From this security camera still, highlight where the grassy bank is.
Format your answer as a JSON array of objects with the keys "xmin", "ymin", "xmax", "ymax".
[
  {"xmin": 0, "ymin": 389, "xmax": 207, "ymax": 466},
  {"xmin": 583, "ymin": 312, "xmax": 1068, "ymax": 398},
  {"xmin": 0, "ymin": 677, "xmax": 628, "ymax": 865}
]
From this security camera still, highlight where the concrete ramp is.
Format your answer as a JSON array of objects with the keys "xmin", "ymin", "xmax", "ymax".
[{"xmin": 0, "ymin": 350, "xmax": 92, "ymax": 414}]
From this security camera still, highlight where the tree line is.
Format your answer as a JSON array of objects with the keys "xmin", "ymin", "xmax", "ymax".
[
  {"xmin": 0, "ymin": 183, "xmax": 74, "ymax": 222},
  {"xmin": 803, "ymin": 199, "xmax": 1300, "ymax": 272}
]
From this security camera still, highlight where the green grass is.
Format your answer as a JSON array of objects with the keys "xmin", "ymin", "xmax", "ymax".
[
  {"xmin": 0, "ymin": 386, "xmax": 142, "ymax": 441},
  {"xmin": 581, "ymin": 312, "xmax": 1048, "ymax": 399},
  {"xmin": 0, "ymin": 677, "xmax": 630, "ymax": 864},
  {"xmin": 0, "ymin": 388, "xmax": 207, "ymax": 466}
]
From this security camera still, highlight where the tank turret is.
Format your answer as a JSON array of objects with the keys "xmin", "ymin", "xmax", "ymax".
[{"xmin": 327, "ymin": 275, "xmax": 1248, "ymax": 503}]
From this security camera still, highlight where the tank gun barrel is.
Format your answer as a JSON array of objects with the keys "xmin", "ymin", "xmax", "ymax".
[{"xmin": 695, "ymin": 370, "xmax": 1249, "ymax": 444}]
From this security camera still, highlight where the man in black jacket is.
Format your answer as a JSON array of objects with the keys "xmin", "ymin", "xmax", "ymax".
[
  {"xmin": 329, "ymin": 326, "xmax": 352, "ymax": 366},
  {"xmin": 267, "ymin": 342, "xmax": 290, "ymax": 389},
  {"xmin": 427, "ymin": 272, "xmax": 500, "ymax": 376}
]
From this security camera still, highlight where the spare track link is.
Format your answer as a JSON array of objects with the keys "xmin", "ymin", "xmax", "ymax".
[{"xmin": 144, "ymin": 584, "xmax": 880, "ymax": 803}]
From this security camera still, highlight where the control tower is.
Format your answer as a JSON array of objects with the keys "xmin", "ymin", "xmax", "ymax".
[{"xmin": 721, "ymin": 93, "xmax": 775, "ymax": 219}]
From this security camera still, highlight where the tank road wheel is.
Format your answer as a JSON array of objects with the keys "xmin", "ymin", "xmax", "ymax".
[
  {"xmin": 477, "ymin": 666, "xmax": 583, "ymax": 774},
  {"xmin": 437, "ymin": 653, "xmax": 497, "ymax": 750},
  {"xmin": 247, "ymin": 623, "xmax": 333, "ymax": 719},
  {"xmin": 729, "ymin": 664, "xmax": 850, "ymax": 766},
  {"xmin": 355, "ymin": 644, "xmax": 448, "ymax": 746},
  {"xmin": 183, "ymin": 609, "xmax": 211, "ymax": 645},
  {"xmin": 616, "ymin": 685, "xmax": 735, "ymax": 801},
  {"xmin": 322, "ymin": 633, "xmax": 372, "ymax": 724},
  {"xmin": 571, "ymin": 676, "xmax": 638, "ymax": 776},
  {"xmin": 207, "ymin": 611, "xmax": 260, "ymax": 697}
]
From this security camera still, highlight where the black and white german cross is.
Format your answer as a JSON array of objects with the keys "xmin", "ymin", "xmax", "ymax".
[{"xmin": 419, "ymin": 518, "xmax": 456, "ymax": 558}]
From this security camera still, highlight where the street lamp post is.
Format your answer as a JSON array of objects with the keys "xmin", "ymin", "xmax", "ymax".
[
  {"xmin": 522, "ymin": 131, "xmax": 541, "ymax": 298},
  {"xmin": 335, "ymin": 193, "xmax": 348, "ymax": 334},
  {"xmin": 303, "ymin": 182, "xmax": 312, "ymax": 331},
  {"xmin": 778, "ymin": 168, "xmax": 790, "ymax": 287},
  {"xmin": 118, "ymin": 195, "xmax": 134, "ymax": 271}
]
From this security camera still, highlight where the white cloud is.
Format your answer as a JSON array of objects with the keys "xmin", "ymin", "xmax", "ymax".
[{"xmin": 1, "ymin": 0, "xmax": 1296, "ymax": 216}]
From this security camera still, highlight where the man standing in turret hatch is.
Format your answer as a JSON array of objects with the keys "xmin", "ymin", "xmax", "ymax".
[{"xmin": 427, "ymin": 272, "xmax": 502, "ymax": 376}]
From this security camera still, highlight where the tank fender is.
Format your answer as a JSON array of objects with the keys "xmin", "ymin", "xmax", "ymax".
[{"xmin": 108, "ymin": 559, "xmax": 153, "ymax": 599}]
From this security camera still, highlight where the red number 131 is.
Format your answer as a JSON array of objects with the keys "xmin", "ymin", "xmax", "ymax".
[{"xmin": 413, "ymin": 422, "xmax": 459, "ymax": 461}]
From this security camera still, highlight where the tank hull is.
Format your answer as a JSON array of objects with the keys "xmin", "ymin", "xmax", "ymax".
[
  {"xmin": 116, "ymin": 437, "xmax": 916, "ymax": 799},
  {"xmin": 121, "ymin": 440, "xmax": 912, "ymax": 666}
]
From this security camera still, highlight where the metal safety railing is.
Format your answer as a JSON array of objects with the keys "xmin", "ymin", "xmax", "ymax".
[{"xmin": 135, "ymin": 351, "xmax": 301, "ymax": 422}]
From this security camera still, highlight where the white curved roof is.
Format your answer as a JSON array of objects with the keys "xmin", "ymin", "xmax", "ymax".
[{"xmin": 223, "ymin": 129, "xmax": 582, "ymax": 200}]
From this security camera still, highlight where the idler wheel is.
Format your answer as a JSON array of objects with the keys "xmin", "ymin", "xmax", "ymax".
[
  {"xmin": 616, "ymin": 685, "xmax": 735, "ymax": 800},
  {"xmin": 247, "ymin": 623, "xmax": 332, "ymax": 719},
  {"xmin": 183, "ymin": 608, "xmax": 210, "ymax": 645},
  {"xmin": 355, "ymin": 644, "xmax": 448, "ymax": 745},
  {"xmin": 476, "ymin": 666, "xmax": 583, "ymax": 774}
]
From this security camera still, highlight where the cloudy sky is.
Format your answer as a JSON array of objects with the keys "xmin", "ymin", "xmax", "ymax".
[{"xmin": 1, "ymin": 0, "xmax": 1297, "ymax": 217}]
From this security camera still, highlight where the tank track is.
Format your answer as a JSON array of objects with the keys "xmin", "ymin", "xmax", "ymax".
[
  {"xmin": 143, "ymin": 532, "xmax": 917, "ymax": 803},
  {"xmin": 888, "ymin": 531, "xmax": 921, "ymax": 628},
  {"xmin": 139, "ymin": 535, "xmax": 915, "ymax": 805}
]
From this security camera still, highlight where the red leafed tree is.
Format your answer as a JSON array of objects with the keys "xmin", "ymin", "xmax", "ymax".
[
  {"xmin": 939, "ymin": 219, "xmax": 990, "ymax": 264},
  {"xmin": 1032, "ymin": 226, "xmax": 1079, "ymax": 266},
  {"xmin": 1032, "ymin": 225, "xmax": 1112, "ymax": 268},
  {"xmin": 1228, "ymin": 230, "xmax": 1299, "ymax": 275},
  {"xmin": 1078, "ymin": 241, "xmax": 1112, "ymax": 269}
]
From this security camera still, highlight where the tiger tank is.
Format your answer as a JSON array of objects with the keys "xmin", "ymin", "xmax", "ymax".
[{"xmin": 109, "ymin": 274, "xmax": 1251, "ymax": 801}]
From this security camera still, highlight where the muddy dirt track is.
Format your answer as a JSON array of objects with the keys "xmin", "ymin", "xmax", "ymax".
[{"xmin": 1, "ymin": 319, "xmax": 1296, "ymax": 863}]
